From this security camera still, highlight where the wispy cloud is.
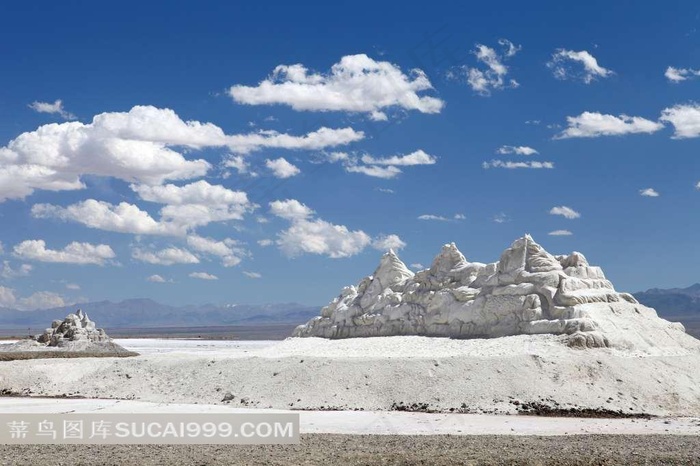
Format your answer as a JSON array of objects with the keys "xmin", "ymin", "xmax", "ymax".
[
  {"xmin": 665, "ymin": 66, "xmax": 700, "ymax": 83},
  {"xmin": 483, "ymin": 160, "xmax": 554, "ymax": 169},
  {"xmin": 189, "ymin": 271, "xmax": 218, "ymax": 280},
  {"xmin": 418, "ymin": 213, "xmax": 465, "ymax": 222},
  {"xmin": 496, "ymin": 145, "xmax": 538, "ymax": 156},
  {"xmin": 1, "ymin": 261, "xmax": 32, "ymax": 279},
  {"xmin": 243, "ymin": 271, "xmax": 262, "ymax": 279},
  {"xmin": 548, "ymin": 230, "xmax": 573, "ymax": 236},
  {"xmin": 361, "ymin": 150, "xmax": 437, "ymax": 166},
  {"xmin": 547, "ymin": 50, "xmax": 613, "ymax": 83},
  {"xmin": 639, "ymin": 188, "xmax": 660, "ymax": 197},
  {"xmin": 28, "ymin": 99, "xmax": 76, "ymax": 120},
  {"xmin": 549, "ymin": 206, "xmax": 581, "ymax": 219},
  {"xmin": 492, "ymin": 213, "xmax": 509, "ymax": 224},
  {"xmin": 556, "ymin": 112, "xmax": 663, "ymax": 139},
  {"xmin": 451, "ymin": 39, "xmax": 521, "ymax": 95},
  {"xmin": 331, "ymin": 150, "xmax": 437, "ymax": 179},
  {"xmin": 147, "ymin": 274, "xmax": 169, "ymax": 283}
]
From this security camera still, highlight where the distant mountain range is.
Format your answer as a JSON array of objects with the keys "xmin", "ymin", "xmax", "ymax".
[
  {"xmin": 634, "ymin": 283, "xmax": 700, "ymax": 318},
  {"xmin": 0, "ymin": 284, "xmax": 698, "ymax": 334},
  {"xmin": 0, "ymin": 299, "xmax": 320, "ymax": 330}
]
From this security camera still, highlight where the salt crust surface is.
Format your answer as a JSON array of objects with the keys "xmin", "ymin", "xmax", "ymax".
[{"xmin": 1, "ymin": 336, "xmax": 700, "ymax": 417}]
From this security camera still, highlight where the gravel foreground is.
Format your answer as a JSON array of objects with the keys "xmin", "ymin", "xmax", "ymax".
[{"xmin": 2, "ymin": 434, "xmax": 700, "ymax": 465}]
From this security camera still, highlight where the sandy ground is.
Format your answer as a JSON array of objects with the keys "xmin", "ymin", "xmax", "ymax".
[
  {"xmin": 1, "ymin": 435, "xmax": 700, "ymax": 465},
  {"xmin": 2, "ymin": 336, "xmax": 700, "ymax": 416}
]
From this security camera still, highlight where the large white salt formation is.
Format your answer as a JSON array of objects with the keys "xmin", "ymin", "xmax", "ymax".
[{"xmin": 294, "ymin": 235, "xmax": 694, "ymax": 350}]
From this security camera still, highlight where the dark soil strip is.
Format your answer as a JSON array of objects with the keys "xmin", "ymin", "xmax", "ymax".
[
  {"xmin": 0, "ymin": 351, "xmax": 139, "ymax": 361},
  {"xmin": 1, "ymin": 434, "xmax": 700, "ymax": 465}
]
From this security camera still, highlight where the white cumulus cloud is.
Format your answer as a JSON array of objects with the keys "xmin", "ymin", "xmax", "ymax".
[
  {"xmin": 547, "ymin": 50, "xmax": 613, "ymax": 83},
  {"xmin": 132, "ymin": 180, "xmax": 248, "ymax": 207},
  {"xmin": 0, "ymin": 287, "xmax": 71, "ymax": 310},
  {"xmin": 269, "ymin": 199, "xmax": 315, "ymax": 221},
  {"xmin": 269, "ymin": 199, "xmax": 402, "ymax": 259},
  {"xmin": 665, "ymin": 66, "xmax": 700, "ymax": 83},
  {"xmin": 13, "ymin": 240, "xmax": 115, "ymax": 265},
  {"xmin": 228, "ymin": 54, "xmax": 444, "ymax": 118},
  {"xmin": 266, "ymin": 157, "xmax": 300, "ymax": 178},
  {"xmin": 34, "ymin": 180, "xmax": 255, "ymax": 237},
  {"xmin": 361, "ymin": 150, "xmax": 437, "ymax": 166},
  {"xmin": 186, "ymin": 235, "xmax": 245, "ymax": 267},
  {"xmin": 17, "ymin": 291, "xmax": 68, "ymax": 311},
  {"xmin": 223, "ymin": 155, "xmax": 251, "ymax": 175},
  {"xmin": 371, "ymin": 234, "xmax": 407, "ymax": 251},
  {"xmin": 0, "ymin": 106, "xmax": 362, "ymax": 202},
  {"xmin": 549, "ymin": 206, "xmax": 581, "ymax": 219},
  {"xmin": 639, "ymin": 188, "xmax": 660, "ymax": 197},
  {"xmin": 32, "ymin": 200, "xmax": 183, "ymax": 236},
  {"xmin": 344, "ymin": 164, "xmax": 402, "ymax": 179},
  {"xmin": 147, "ymin": 274, "xmax": 168, "ymax": 283},
  {"xmin": 659, "ymin": 103, "xmax": 700, "ymax": 138},
  {"xmin": 132, "ymin": 247, "xmax": 199, "ymax": 265},
  {"xmin": 556, "ymin": 112, "xmax": 664, "ymax": 138}
]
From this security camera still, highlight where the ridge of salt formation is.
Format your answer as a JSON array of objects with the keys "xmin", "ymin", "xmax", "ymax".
[
  {"xmin": 293, "ymin": 235, "xmax": 694, "ymax": 350},
  {"xmin": 36, "ymin": 309, "xmax": 110, "ymax": 346},
  {"xmin": 1, "ymin": 309, "xmax": 136, "ymax": 357}
]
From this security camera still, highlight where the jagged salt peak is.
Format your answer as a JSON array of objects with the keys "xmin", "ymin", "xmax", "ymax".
[
  {"xmin": 293, "ymin": 235, "xmax": 696, "ymax": 351},
  {"xmin": 373, "ymin": 248, "xmax": 414, "ymax": 286}
]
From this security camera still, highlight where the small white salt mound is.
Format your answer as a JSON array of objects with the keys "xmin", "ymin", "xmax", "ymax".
[
  {"xmin": 294, "ymin": 235, "xmax": 698, "ymax": 351},
  {"xmin": 1, "ymin": 309, "xmax": 134, "ymax": 355},
  {"xmin": 36, "ymin": 309, "xmax": 110, "ymax": 347}
]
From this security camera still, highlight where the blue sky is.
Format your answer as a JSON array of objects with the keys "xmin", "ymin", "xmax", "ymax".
[{"xmin": 0, "ymin": 1, "xmax": 699, "ymax": 309}]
